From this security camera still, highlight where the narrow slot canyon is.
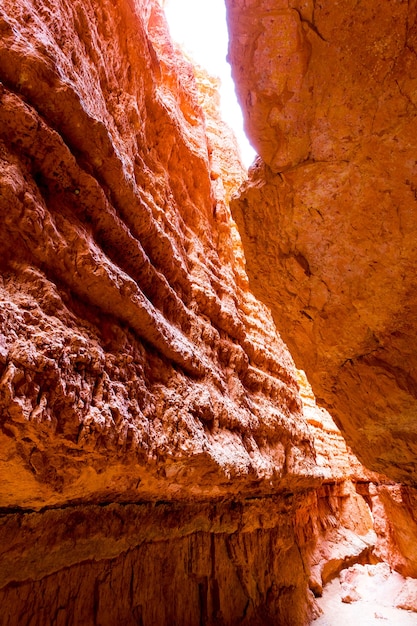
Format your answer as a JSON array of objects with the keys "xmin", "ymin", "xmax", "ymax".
[{"xmin": 0, "ymin": 1, "xmax": 416, "ymax": 625}]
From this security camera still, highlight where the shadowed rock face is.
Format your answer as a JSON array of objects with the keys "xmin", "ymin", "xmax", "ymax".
[{"xmin": 228, "ymin": 0, "xmax": 417, "ymax": 484}]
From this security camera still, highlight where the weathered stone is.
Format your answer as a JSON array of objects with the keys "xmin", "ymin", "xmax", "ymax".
[
  {"xmin": 0, "ymin": 0, "xmax": 414, "ymax": 623},
  {"xmin": 0, "ymin": 0, "xmax": 317, "ymax": 509},
  {"xmin": 228, "ymin": 0, "xmax": 417, "ymax": 484},
  {"xmin": 371, "ymin": 484, "xmax": 417, "ymax": 579},
  {"xmin": 395, "ymin": 578, "xmax": 417, "ymax": 612}
]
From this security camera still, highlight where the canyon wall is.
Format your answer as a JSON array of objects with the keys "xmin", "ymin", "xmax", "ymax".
[
  {"xmin": 0, "ymin": 0, "xmax": 315, "ymax": 511},
  {"xmin": 228, "ymin": 0, "xmax": 417, "ymax": 485},
  {"xmin": 0, "ymin": 0, "xmax": 414, "ymax": 624}
]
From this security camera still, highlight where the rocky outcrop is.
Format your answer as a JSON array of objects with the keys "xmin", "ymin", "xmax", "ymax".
[
  {"xmin": 228, "ymin": 0, "xmax": 417, "ymax": 485},
  {"xmin": 315, "ymin": 562, "xmax": 417, "ymax": 623},
  {"xmin": 0, "ymin": 0, "xmax": 316, "ymax": 510},
  {"xmin": 0, "ymin": 0, "xmax": 413, "ymax": 623},
  {"xmin": 370, "ymin": 484, "xmax": 417, "ymax": 579},
  {"xmin": 0, "ymin": 490, "xmax": 371, "ymax": 626}
]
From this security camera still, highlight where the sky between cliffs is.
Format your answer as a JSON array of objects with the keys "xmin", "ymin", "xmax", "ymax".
[{"xmin": 163, "ymin": 0, "xmax": 257, "ymax": 168}]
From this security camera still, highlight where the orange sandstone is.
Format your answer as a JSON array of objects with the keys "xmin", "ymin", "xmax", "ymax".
[
  {"xmin": 0, "ymin": 0, "xmax": 413, "ymax": 623},
  {"xmin": 229, "ymin": 0, "xmax": 417, "ymax": 485}
]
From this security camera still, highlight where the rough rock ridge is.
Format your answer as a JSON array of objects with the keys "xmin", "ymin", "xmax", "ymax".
[
  {"xmin": 0, "ymin": 0, "xmax": 414, "ymax": 624},
  {"xmin": 0, "ymin": 0, "xmax": 315, "ymax": 509},
  {"xmin": 228, "ymin": 0, "xmax": 417, "ymax": 485}
]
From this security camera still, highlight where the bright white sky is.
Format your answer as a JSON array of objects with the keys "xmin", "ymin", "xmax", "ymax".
[{"xmin": 163, "ymin": 0, "xmax": 257, "ymax": 168}]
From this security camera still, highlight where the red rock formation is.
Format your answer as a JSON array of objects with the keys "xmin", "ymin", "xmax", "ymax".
[
  {"xmin": 370, "ymin": 484, "xmax": 417, "ymax": 579},
  {"xmin": 0, "ymin": 0, "xmax": 315, "ymax": 510},
  {"xmin": 228, "ymin": 0, "xmax": 417, "ymax": 485},
  {"xmin": 0, "ymin": 0, "xmax": 410, "ymax": 624}
]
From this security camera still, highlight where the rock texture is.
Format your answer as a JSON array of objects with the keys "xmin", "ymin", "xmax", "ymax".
[
  {"xmin": 228, "ymin": 0, "xmax": 417, "ymax": 484},
  {"xmin": 0, "ymin": 490, "xmax": 371, "ymax": 626},
  {"xmin": 314, "ymin": 562, "xmax": 417, "ymax": 625},
  {"xmin": 0, "ymin": 0, "xmax": 414, "ymax": 624},
  {"xmin": 370, "ymin": 483, "xmax": 417, "ymax": 579},
  {"xmin": 0, "ymin": 0, "xmax": 316, "ymax": 510}
]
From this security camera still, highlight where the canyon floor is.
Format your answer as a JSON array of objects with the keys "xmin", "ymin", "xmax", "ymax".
[{"xmin": 313, "ymin": 563, "xmax": 417, "ymax": 625}]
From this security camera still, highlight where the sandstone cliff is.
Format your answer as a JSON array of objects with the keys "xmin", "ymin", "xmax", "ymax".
[
  {"xmin": 0, "ymin": 0, "xmax": 316, "ymax": 510},
  {"xmin": 0, "ymin": 0, "xmax": 414, "ymax": 624},
  {"xmin": 228, "ymin": 0, "xmax": 417, "ymax": 486}
]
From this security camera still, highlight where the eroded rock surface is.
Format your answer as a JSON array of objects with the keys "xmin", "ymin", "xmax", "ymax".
[
  {"xmin": 314, "ymin": 563, "xmax": 417, "ymax": 625},
  {"xmin": 0, "ymin": 0, "xmax": 413, "ymax": 624},
  {"xmin": 228, "ymin": 0, "xmax": 417, "ymax": 484},
  {"xmin": 0, "ymin": 0, "xmax": 316, "ymax": 509}
]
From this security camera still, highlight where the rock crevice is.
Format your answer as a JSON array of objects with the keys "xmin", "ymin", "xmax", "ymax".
[{"xmin": 0, "ymin": 0, "xmax": 416, "ymax": 623}]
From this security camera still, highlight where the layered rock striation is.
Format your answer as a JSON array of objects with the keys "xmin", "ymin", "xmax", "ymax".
[
  {"xmin": 0, "ymin": 0, "xmax": 414, "ymax": 624},
  {"xmin": 0, "ymin": 0, "xmax": 314, "ymax": 509},
  {"xmin": 228, "ymin": 0, "xmax": 417, "ymax": 484}
]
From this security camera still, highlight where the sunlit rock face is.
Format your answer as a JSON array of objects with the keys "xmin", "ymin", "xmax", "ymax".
[
  {"xmin": 0, "ymin": 0, "xmax": 314, "ymax": 510},
  {"xmin": 228, "ymin": 0, "xmax": 417, "ymax": 484},
  {"xmin": 0, "ymin": 0, "xmax": 410, "ymax": 623},
  {"xmin": 369, "ymin": 483, "xmax": 417, "ymax": 579}
]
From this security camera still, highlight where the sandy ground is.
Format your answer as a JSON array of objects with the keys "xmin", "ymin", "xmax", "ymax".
[{"xmin": 312, "ymin": 563, "xmax": 417, "ymax": 626}]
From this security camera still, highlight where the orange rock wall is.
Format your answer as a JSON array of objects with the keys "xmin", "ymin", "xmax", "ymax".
[
  {"xmin": 0, "ymin": 0, "xmax": 410, "ymax": 623},
  {"xmin": 0, "ymin": 497, "xmax": 330, "ymax": 625},
  {"xmin": 371, "ymin": 484, "xmax": 417, "ymax": 578},
  {"xmin": 0, "ymin": 0, "xmax": 315, "ymax": 509},
  {"xmin": 228, "ymin": 0, "xmax": 417, "ymax": 484}
]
